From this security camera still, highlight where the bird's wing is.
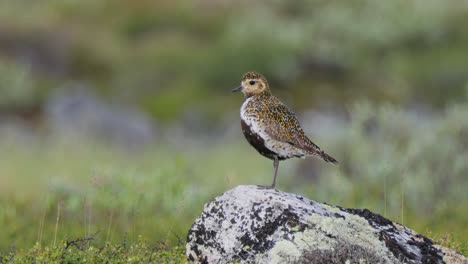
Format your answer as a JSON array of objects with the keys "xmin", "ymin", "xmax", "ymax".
[{"xmin": 262, "ymin": 100, "xmax": 321, "ymax": 154}]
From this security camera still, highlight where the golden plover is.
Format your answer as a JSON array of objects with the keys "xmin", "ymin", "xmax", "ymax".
[{"xmin": 232, "ymin": 71, "xmax": 338, "ymax": 188}]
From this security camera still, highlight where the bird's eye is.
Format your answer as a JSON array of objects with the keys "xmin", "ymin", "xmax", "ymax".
[{"xmin": 249, "ymin": 80, "xmax": 256, "ymax": 85}]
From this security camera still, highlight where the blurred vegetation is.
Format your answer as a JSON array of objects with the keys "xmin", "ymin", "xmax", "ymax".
[
  {"xmin": 307, "ymin": 101, "xmax": 468, "ymax": 251},
  {"xmin": 0, "ymin": 0, "xmax": 467, "ymax": 259},
  {"xmin": 0, "ymin": 0, "xmax": 468, "ymax": 120},
  {"xmin": 0, "ymin": 101, "xmax": 467, "ymax": 255}
]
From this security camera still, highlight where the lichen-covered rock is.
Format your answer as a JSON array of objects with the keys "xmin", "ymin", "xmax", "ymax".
[{"xmin": 186, "ymin": 185, "xmax": 466, "ymax": 264}]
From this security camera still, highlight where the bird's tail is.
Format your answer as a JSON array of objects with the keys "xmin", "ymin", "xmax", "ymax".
[
  {"xmin": 317, "ymin": 150, "xmax": 338, "ymax": 164},
  {"xmin": 298, "ymin": 138, "xmax": 338, "ymax": 164}
]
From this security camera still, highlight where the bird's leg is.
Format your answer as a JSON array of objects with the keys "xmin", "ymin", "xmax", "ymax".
[
  {"xmin": 255, "ymin": 157, "xmax": 279, "ymax": 189},
  {"xmin": 270, "ymin": 156, "xmax": 279, "ymax": 189}
]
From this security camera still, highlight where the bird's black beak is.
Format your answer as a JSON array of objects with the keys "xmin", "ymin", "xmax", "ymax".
[{"xmin": 231, "ymin": 86, "xmax": 242, "ymax": 93}]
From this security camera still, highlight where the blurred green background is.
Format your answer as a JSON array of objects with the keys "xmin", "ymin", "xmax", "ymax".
[{"xmin": 0, "ymin": 0, "xmax": 467, "ymax": 255}]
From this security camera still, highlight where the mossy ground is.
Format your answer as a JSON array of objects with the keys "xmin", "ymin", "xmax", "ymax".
[{"xmin": 1, "ymin": 237, "xmax": 186, "ymax": 264}]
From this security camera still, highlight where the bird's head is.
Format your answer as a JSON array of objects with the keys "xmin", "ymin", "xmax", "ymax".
[{"xmin": 232, "ymin": 71, "xmax": 270, "ymax": 97}]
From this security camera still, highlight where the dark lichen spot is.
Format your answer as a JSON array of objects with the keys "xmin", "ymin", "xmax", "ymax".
[
  {"xmin": 344, "ymin": 208, "xmax": 393, "ymax": 227},
  {"xmin": 235, "ymin": 208, "xmax": 308, "ymax": 261},
  {"xmin": 333, "ymin": 213, "xmax": 345, "ymax": 219},
  {"xmin": 341, "ymin": 208, "xmax": 443, "ymax": 263},
  {"xmin": 186, "ymin": 217, "xmax": 223, "ymax": 261}
]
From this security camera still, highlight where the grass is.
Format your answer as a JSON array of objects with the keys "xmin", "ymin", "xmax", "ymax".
[
  {"xmin": 2, "ymin": 237, "xmax": 186, "ymax": 263},
  {"xmin": 0, "ymin": 101, "xmax": 467, "ymax": 261},
  {"xmin": 0, "ymin": 137, "xmax": 271, "ymax": 253}
]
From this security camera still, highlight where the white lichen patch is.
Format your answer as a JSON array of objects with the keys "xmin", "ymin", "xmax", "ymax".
[
  {"xmin": 266, "ymin": 228, "xmax": 338, "ymax": 264},
  {"xmin": 266, "ymin": 213, "xmax": 398, "ymax": 264},
  {"xmin": 267, "ymin": 240, "xmax": 302, "ymax": 264}
]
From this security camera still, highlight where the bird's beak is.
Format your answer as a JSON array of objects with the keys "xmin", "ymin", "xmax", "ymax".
[{"xmin": 231, "ymin": 86, "xmax": 243, "ymax": 93}]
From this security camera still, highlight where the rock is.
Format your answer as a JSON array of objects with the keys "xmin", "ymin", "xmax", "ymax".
[{"xmin": 186, "ymin": 185, "xmax": 466, "ymax": 264}]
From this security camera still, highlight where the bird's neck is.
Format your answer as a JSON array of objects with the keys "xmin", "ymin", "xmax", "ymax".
[{"xmin": 245, "ymin": 89, "xmax": 272, "ymax": 99}]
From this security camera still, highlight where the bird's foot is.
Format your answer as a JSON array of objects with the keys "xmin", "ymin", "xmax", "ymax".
[{"xmin": 256, "ymin": 184, "xmax": 276, "ymax": 190}]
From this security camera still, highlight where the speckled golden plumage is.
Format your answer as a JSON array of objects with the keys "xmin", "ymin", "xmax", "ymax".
[{"xmin": 233, "ymin": 71, "xmax": 337, "ymax": 188}]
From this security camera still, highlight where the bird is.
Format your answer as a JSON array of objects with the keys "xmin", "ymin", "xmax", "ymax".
[{"xmin": 232, "ymin": 71, "xmax": 338, "ymax": 188}]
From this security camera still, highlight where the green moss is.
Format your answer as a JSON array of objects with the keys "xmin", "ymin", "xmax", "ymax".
[{"xmin": 1, "ymin": 239, "xmax": 186, "ymax": 264}]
